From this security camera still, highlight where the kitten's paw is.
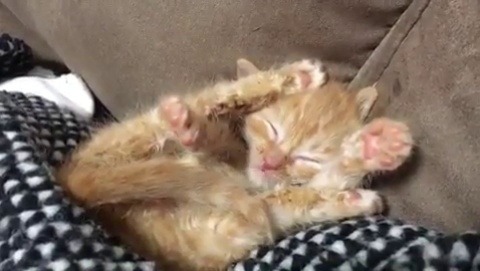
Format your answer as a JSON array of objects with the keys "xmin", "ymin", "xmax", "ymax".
[
  {"xmin": 214, "ymin": 194, "xmax": 272, "ymax": 247},
  {"xmin": 340, "ymin": 189, "xmax": 384, "ymax": 215},
  {"xmin": 214, "ymin": 209, "xmax": 272, "ymax": 248},
  {"xmin": 160, "ymin": 96, "xmax": 200, "ymax": 147},
  {"xmin": 361, "ymin": 118, "xmax": 413, "ymax": 171},
  {"xmin": 286, "ymin": 59, "xmax": 327, "ymax": 91}
]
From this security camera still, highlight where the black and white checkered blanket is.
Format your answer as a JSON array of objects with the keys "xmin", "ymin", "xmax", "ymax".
[{"xmin": 1, "ymin": 33, "xmax": 480, "ymax": 271}]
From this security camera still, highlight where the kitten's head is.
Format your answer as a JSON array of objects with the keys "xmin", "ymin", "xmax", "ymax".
[{"xmin": 238, "ymin": 59, "xmax": 378, "ymax": 189}]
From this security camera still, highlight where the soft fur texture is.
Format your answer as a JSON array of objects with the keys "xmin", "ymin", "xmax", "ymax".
[{"xmin": 57, "ymin": 59, "xmax": 413, "ymax": 270}]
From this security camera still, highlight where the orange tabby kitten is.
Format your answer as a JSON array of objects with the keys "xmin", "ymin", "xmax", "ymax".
[{"xmin": 57, "ymin": 59, "xmax": 412, "ymax": 270}]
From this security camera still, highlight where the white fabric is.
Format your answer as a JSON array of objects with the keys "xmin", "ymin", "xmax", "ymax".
[{"xmin": 0, "ymin": 67, "xmax": 95, "ymax": 120}]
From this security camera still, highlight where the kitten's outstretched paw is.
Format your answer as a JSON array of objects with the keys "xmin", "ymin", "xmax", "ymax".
[
  {"xmin": 160, "ymin": 96, "xmax": 200, "ymax": 148},
  {"xmin": 340, "ymin": 189, "xmax": 384, "ymax": 215},
  {"xmin": 285, "ymin": 59, "xmax": 327, "ymax": 91},
  {"xmin": 361, "ymin": 118, "xmax": 413, "ymax": 171}
]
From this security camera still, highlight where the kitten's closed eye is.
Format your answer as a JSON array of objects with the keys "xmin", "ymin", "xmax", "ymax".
[
  {"xmin": 290, "ymin": 180, "xmax": 308, "ymax": 186},
  {"xmin": 265, "ymin": 120, "xmax": 279, "ymax": 140},
  {"xmin": 293, "ymin": 155, "xmax": 322, "ymax": 168}
]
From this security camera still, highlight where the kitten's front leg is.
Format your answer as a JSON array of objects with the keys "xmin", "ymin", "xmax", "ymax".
[
  {"xmin": 277, "ymin": 59, "xmax": 328, "ymax": 92},
  {"xmin": 205, "ymin": 59, "xmax": 328, "ymax": 118},
  {"xmin": 313, "ymin": 117, "xmax": 413, "ymax": 191},
  {"xmin": 342, "ymin": 117, "xmax": 413, "ymax": 172},
  {"xmin": 313, "ymin": 118, "xmax": 413, "ymax": 190},
  {"xmin": 261, "ymin": 187, "xmax": 384, "ymax": 233}
]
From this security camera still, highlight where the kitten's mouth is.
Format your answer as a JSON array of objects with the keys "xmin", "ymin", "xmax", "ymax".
[
  {"xmin": 260, "ymin": 168, "xmax": 277, "ymax": 174},
  {"xmin": 252, "ymin": 167, "xmax": 279, "ymax": 180}
]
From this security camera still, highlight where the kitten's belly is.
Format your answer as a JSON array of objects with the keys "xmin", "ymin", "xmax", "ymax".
[{"xmin": 96, "ymin": 202, "xmax": 245, "ymax": 271}]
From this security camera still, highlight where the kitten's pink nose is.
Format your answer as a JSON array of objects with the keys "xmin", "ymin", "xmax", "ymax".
[{"xmin": 261, "ymin": 153, "xmax": 286, "ymax": 171}]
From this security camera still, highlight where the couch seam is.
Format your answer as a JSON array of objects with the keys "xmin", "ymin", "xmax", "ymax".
[
  {"xmin": 0, "ymin": 2, "xmax": 60, "ymax": 61},
  {"xmin": 348, "ymin": 0, "xmax": 432, "ymax": 90}
]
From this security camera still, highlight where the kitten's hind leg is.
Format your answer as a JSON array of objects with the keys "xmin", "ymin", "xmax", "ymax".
[
  {"xmin": 262, "ymin": 187, "xmax": 384, "ymax": 233},
  {"xmin": 147, "ymin": 202, "xmax": 274, "ymax": 270},
  {"xmin": 160, "ymin": 96, "xmax": 203, "ymax": 149},
  {"xmin": 160, "ymin": 95, "xmax": 246, "ymax": 165}
]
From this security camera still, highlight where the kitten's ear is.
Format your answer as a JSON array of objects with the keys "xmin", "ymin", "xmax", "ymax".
[
  {"xmin": 236, "ymin": 58, "xmax": 260, "ymax": 78},
  {"xmin": 356, "ymin": 85, "xmax": 378, "ymax": 121}
]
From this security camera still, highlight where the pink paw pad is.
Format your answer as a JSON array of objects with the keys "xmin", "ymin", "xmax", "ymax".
[
  {"xmin": 290, "ymin": 59, "xmax": 327, "ymax": 90},
  {"xmin": 342, "ymin": 190, "xmax": 384, "ymax": 214},
  {"xmin": 343, "ymin": 190, "xmax": 362, "ymax": 204},
  {"xmin": 361, "ymin": 118, "xmax": 413, "ymax": 171},
  {"xmin": 160, "ymin": 96, "xmax": 199, "ymax": 147}
]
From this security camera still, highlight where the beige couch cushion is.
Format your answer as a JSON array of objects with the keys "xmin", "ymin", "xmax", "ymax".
[
  {"xmin": 0, "ymin": 3, "xmax": 58, "ymax": 61},
  {"xmin": 0, "ymin": 0, "xmax": 411, "ymax": 118},
  {"xmin": 362, "ymin": 0, "xmax": 480, "ymax": 232}
]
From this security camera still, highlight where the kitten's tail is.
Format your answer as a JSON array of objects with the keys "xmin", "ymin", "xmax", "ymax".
[{"xmin": 58, "ymin": 158, "xmax": 248, "ymax": 207}]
